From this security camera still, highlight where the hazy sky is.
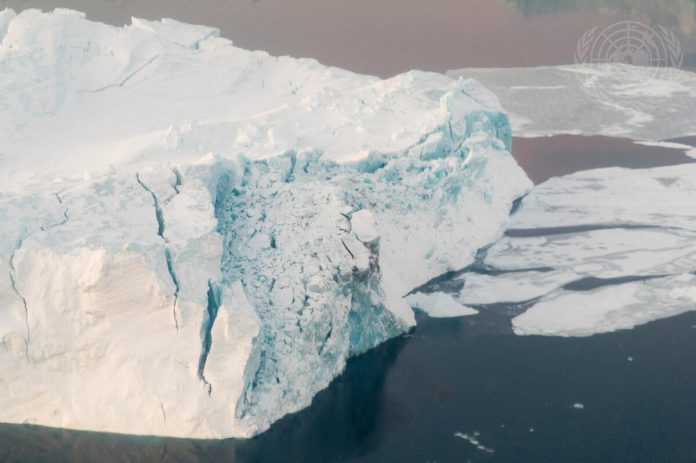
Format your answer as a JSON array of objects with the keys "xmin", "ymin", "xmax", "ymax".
[{"xmin": 1, "ymin": 0, "xmax": 694, "ymax": 76}]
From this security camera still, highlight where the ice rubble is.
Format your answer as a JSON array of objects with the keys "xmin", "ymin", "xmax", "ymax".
[
  {"xmin": 451, "ymin": 164, "xmax": 696, "ymax": 337},
  {"xmin": 0, "ymin": 9, "xmax": 530, "ymax": 437},
  {"xmin": 448, "ymin": 65, "xmax": 696, "ymax": 142}
]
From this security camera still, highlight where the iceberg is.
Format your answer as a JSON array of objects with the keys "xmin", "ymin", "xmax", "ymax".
[{"xmin": 0, "ymin": 9, "xmax": 530, "ymax": 438}]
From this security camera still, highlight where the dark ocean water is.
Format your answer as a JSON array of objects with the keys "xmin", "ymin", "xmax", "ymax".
[{"xmin": 511, "ymin": 135, "xmax": 696, "ymax": 184}]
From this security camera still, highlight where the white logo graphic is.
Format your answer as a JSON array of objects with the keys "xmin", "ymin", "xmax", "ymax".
[{"xmin": 575, "ymin": 21, "xmax": 684, "ymax": 107}]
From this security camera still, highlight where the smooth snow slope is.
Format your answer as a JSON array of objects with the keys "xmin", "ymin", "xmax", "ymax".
[{"xmin": 0, "ymin": 9, "xmax": 531, "ymax": 438}]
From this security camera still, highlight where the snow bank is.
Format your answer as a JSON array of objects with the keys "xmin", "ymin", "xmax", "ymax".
[{"xmin": 0, "ymin": 9, "xmax": 530, "ymax": 438}]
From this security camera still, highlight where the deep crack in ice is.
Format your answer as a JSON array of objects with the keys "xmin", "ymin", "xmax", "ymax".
[
  {"xmin": 198, "ymin": 281, "xmax": 222, "ymax": 395},
  {"xmin": 136, "ymin": 173, "xmax": 181, "ymax": 330},
  {"xmin": 8, "ymin": 237, "xmax": 30, "ymax": 361}
]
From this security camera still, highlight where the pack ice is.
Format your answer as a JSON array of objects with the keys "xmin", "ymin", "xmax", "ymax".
[
  {"xmin": 0, "ymin": 9, "xmax": 531, "ymax": 438},
  {"xmin": 453, "ymin": 164, "xmax": 696, "ymax": 337},
  {"xmin": 448, "ymin": 65, "xmax": 696, "ymax": 141}
]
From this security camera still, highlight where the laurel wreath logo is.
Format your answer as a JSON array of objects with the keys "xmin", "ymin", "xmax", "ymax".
[
  {"xmin": 575, "ymin": 26, "xmax": 599, "ymax": 66},
  {"xmin": 574, "ymin": 21, "xmax": 684, "ymax": 109},
  {"xmin": 657, "ymin": 25, "xmax": 684, "ymax": 70}
]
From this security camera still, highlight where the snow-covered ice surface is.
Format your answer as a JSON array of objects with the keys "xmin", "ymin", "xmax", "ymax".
[
  {"xmin": 447, "ymin": 65, "xmax": 696, "ymax": 141},
  {"xmin": 406, "ymin": 292, "xmax": 477, "ymax": 318},
  {"xmin": 505, "ymin": 164, "xmax": 696, "ymax": 231},
  {"xmin": 513, "ymin": 274, "xmax": 696, "ymax": 337},
  {"xmin": 0, "ymin": 9, "xmax": 531, "ymax": 438},
  {"xmin": 453, "ymin": 164, "xmax": 696, "ymax": 337}
]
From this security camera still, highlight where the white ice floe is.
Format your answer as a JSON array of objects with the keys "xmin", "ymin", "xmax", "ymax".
[
  {"xmin": 457, "ymin": 270, "xmax": 579, "ymax": 306},
  {"xmin": 635, "ymin": 141, "xmax": 696, "ymax": 159},
  {"xmin": 448, "ymin": 64, "xmax": 696, "ymax": 141},
  {"xmin": 513, "ymin": 274, "xmax": 696, "ymax": 337},
  {"xmin": 406, "ymin": 292, "xmax": 478, "ymax": 318},
  {"xmin": 454, "ymin": 164, "xmax": 696, "ymax": 335},
  {"xmin": 507, "ymin": 164, "xmax": 696, "ymax": 231},
  {"xmin": 486, "ymin": 227, "xmax": 696, "ymax": 278},
  {"xmin": 0, "ymin": 9, "xmax": 530, "ymax": 438}
]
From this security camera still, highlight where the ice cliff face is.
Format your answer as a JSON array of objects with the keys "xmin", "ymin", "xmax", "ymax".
[{"xmin": 0, "ymin": 9, "xmax": 531, "ymax": 438}]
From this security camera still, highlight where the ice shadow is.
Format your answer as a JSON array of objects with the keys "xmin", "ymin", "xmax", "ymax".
[{"xmin": 0, "ymin": 335, "xmax": 407, "ymax": 463}]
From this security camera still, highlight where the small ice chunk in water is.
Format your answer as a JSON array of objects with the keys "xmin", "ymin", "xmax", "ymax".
[
  {"xmin": 406, "ymin": 292, "xmax": 478, "ymax": 318},
  {"xmin": 454, "ymin": 431, "xmax": 495, "ymax": 454}
]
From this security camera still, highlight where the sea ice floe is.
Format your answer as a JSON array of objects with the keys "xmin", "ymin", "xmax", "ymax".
[
  {"xmin": 457, "ymin": 270, "xmax": 578, "ymax": 306},
  {"xmin": 453, "ymin": 164, "xmax": 696, "ymax": 336},
  {"xmin": 506, "ymin": 164, "xmax": 696, "ymax": 231},
  {"xmin": 635, "ymin": 140, "xmax": 696, "ymax": 159},
  {"xmin": 448, "ymin": 64, "xmax": 696, "ymax": 141},
  {"xmin": 406, "ymin": 292, "xmax": 478, "ymax": 318},
  {"xmin": 513, "ymin": 274, "xmax": 696, "ymax": 337}
]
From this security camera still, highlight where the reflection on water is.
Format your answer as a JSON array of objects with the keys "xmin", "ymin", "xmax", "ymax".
[
  {"xmin": 508, "ymin": 0, "xmax": 582, "ymax": 17},
  {"xmin": 511, "ymin": 135, "xmax": 696, "ymax": 184},
  {"xmin": 510, "ymin": 0, "xmax": 696, "ymax": 22}
]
